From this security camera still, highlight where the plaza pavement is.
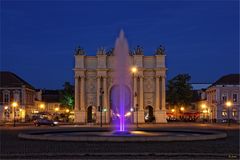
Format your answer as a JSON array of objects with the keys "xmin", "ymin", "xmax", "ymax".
[{"xmin": 0, "ymin": 123, "xmax": 239, "ymax": 159}]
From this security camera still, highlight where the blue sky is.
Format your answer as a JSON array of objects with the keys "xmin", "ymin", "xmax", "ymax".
[{"xmin": 1, "ymin": 0, "xmax": 239, "ymax": 89}]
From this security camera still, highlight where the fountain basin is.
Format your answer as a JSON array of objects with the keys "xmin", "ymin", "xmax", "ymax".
[{"xmin": 18, "ymin": 129, "xmax": 227, "ymax": 142}]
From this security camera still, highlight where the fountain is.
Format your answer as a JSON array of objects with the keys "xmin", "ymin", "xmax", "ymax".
[{"xmin": 112, "ymin": 30, "xmax": 131, "ymax": 132}]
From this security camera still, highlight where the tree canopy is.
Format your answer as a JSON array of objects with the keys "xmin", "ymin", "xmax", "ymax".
[
  {"xmin": 166, "ymin": 74, "xmax": 193, "ymax": 108},
  {"xmin": 60, "ymin": 82, "xmax": 74, "ymax": 110}
]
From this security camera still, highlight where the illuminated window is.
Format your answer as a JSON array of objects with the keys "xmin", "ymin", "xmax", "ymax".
[
  {"xmin": 232, "ymin": 110, "xmax": 237, "ymax": 117},
  {"xmin": 233, "ymin": 94, "xmax": 238, "ymax": 102},
  {"xmin": 222, "ymin": 111, "xmax": 227, "ymax": 117}
]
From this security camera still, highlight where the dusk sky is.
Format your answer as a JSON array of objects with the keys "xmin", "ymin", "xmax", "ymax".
[{"xmin": 1, "ymin": 0, "xmax": 239, "ymax": 89}]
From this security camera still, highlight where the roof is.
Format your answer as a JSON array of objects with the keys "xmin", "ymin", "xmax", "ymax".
[
  {"xmin": 0, "ymin": 71, "xmax": 35, "ymax": 90},
  {"xmin": 212, "ymin": 74, "xmax": 240, "ymax": 86},
  {"xmin": 41, "ymin": 89, "xmax": 62, "ymax": 103}
]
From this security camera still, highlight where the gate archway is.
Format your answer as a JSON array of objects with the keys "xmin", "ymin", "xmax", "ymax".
[
  {"xmin": 87, "ymin": 106, "xmax": 96, "ymax": 123},
  {"xmin": 145, "ymin": 105, "xmax": 155, "ymax": 123}
]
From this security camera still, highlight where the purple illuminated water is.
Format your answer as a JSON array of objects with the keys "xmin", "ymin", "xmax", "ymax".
[{"xmin": 112, "ymin": 30, "xmax": 131, "ymax": 132}]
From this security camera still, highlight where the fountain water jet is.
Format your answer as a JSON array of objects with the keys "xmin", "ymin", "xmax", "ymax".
[{"xmin": 113, "ymin": 30, "xmax": 131, "ymax": 132}]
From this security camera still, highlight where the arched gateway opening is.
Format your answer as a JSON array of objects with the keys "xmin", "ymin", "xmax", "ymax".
[
  {"xmin": 145, "ymin": 105, "xmax": 155, "ymax": 123},
  {"xmin": 109, "ymin": 85, "xmax": 131, "ymax": 124},
  {"xmin": 87, "ymin": 106, "xmax": 96, "ymax": 123}
]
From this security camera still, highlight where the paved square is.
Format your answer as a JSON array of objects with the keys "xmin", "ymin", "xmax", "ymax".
[{"xmin": 0, "ymin": 123, "xmax": 239, "ymax": 159}]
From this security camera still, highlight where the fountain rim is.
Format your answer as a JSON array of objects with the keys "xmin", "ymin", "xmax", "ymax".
[{"xmin": 18, "ymin": 129, "xmax": 227, "ymax": 142}]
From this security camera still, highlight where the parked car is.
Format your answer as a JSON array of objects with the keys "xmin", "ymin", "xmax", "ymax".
[{"xmin": 34, "ymin": 118, "xmax": 58, "ymax": 127}]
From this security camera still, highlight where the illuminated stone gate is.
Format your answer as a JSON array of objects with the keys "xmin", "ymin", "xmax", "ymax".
[{"xmin": 74, "ymin": 46, "xmax": 167, "ymax": 124}]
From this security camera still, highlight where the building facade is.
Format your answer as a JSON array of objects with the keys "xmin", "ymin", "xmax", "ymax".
[
  {"xmin": 206, "ymin": 74, "xmax": 240, "ymax": 123},
  {"xmin": 0, "ymin": 71, "xmax": 35, "ymax": 122},
  {"xmin": 74, "ymin": 47, "xmax": 167, "ymax": 124}
]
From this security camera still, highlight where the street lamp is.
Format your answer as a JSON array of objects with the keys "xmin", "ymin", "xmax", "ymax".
[
  {"xmin": 226, "ymin": 101, "xmax": 232, "ymax": 126},
  {"xmin": 180, "ymin": 107, "xmax": 185, "ymax": 111},
  {"xmin": 130, "ymin": 107, "xmax": 134, "ymax": 123},
  {"xmin": 201, "ymin": 103, "xmax": 208, "ymax": 122},
  {"xmin": 103, "ymin": 108, "xmax": 107, "ymax": 124},
  {"xmin": 180, "ymin": 107, "xmax": 185, "ymax": 121},
  {"xmin": 136, "ymin": 104, "xmax": 139, "ymax": 128},
  {"xmin": 39, "ymin": 103, "xmax": 45, "ymax": 110},
  {"xmin": 65, "ymin": 109, "xmax": 70, "ymax": 113},
  {"xmin": 131, "ymin": 66, "xmax": 137, "ymax": 74},
  {"xmin": 12, "ymin": 102, "xmax": 18, "ymax": 127},
  {"xmin": 4, "ymin": 106, "xmax": 8, "ymax": 122},
  {"xmin": 54, "ymin": 107, "xmax": 59, "ymax": 112}
]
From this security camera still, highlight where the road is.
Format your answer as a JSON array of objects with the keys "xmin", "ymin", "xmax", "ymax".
[{"xmin": 0, "ymin": 123, "xmax": 239, "ymax": 159}]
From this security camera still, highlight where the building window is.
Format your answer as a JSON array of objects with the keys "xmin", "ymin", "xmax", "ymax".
[
  {"xmin": 232, "ymin": 109, "xmax": 237, "ymax": 117},
  {"xmin": 4, "ymin": 94, "xmax": 10, "ymax": 103},
  {"xmin": 3, "ymin": 90, "xmax": 10, "ymax": 104},
  {"xmin": 222, "ymin": 111, "xmax": 227, "ymax": 117},
  {"xmin": 13, "ymin": 90, "xmax": 20, "ymax": 102},
  {"xmin": 222, "ymin": 94, "xmax": 227, "ymax": 103},
  {"xmin": 233, "ymin": 94, "xmax": 238, "ymax": 103}
]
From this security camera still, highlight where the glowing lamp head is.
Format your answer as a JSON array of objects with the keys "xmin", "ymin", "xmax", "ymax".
[
  {"xmin": 171, "ymin": 109, "xmax": 175, "ymax": 113},
  {"xmin": 180, "ymin": 107, "xmax": 185, "ymax": 111},
  {"xmin": 40, "ymin": 104, "xmax": 45, "ymax": 109},
  {"xmin": 201, "ymin": 104, "xmax": 207, "ymax": 109},
  {"xmin": 226, "ymin": 101, "xmax": 232, "ymax": 107},
  {"xmin": 66, "ymin": 109, "xmax": 70, "ymax": 113},
  {"xmin": 12, "ymin": 102, "xmax": 18, "ymax": 107},
  {"xmin": 55, "ymin": 107, "xmax": 59, "ymax": 112},
  {"xmin": 4, "ymin": 106, "xmax": 8, "ymax": 110},
  {"xmin": 130, "ymin": 108, "xmax": 134, "ymax": 112},
  {"xmin": 131, "ymin": 67, "xmax": 137, "ymax": 74}
]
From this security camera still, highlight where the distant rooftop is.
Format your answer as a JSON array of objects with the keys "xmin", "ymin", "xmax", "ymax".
[
  {"xmin": 41, "ymin": 89, "xmax": 62, "ymax": 103},
  {"xmin": 212, "ymin": 74, "xmax": 240, "ymax": 86},
  {"xmin": 0, "ymin": 71, "xmax": 35, "ymax": 89}
]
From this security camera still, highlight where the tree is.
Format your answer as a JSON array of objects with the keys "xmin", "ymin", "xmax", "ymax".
[
  {"xmin": 60, "ymin": 82, "xmax": 74, "ymax": 110},
  {"xmin": 166, "ymin": 74, "xmax": 193, "ymax": 109}
]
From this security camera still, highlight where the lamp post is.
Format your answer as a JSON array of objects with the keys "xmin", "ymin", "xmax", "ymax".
[
  {"xmin": 103, "ymin": 108, "xmax": 107, "ymax": 124},
  {"xmin": 226, "ymin": 101, "xmax": 232, "ymax": 126},
  {"xmin": 12, "ymin": 102, "xmax": 18, "ymax": 127},
  {"xmin": 171, "ymin": 108, "xmax": 175, "ymax": 120},
  {"xmin": 136, "ymin": 104, "xmax": 139, "ymax": 128},
  {"xmin": 131, "ymin": 66, "xmax": 138, "ymax": 128},
  {"xmin": 130, "ymin": 107, "xmax": 134, "ymax": 123},
  {"xmin": 201, "ymin": 103, "xmax": 207, "ymax": 122},
  {"xmin": 39, "ymin": 103, "xmax": 45, "ymax": 111},
  {"xmin": 180, "ymin": 107, "xmax": 185, "ymax": 121},
  {"xmin": 4, "ymin": 106, "xmax": 8, "ymax": 122}
]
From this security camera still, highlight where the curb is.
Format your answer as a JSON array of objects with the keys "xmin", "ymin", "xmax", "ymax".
[{"xmin": 18, "ymin": 130, "xmax": 227, "ymax": 142}]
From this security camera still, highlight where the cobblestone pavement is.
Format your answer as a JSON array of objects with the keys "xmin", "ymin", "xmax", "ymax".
[{"xmin": 0, "ymin": 123, "xmax": 239, "ymax": 159}]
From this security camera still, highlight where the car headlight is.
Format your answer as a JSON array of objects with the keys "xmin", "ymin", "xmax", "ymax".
[{"xmin": 53, "ymin": 121, "xmax": 58, "ymax": 125}]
